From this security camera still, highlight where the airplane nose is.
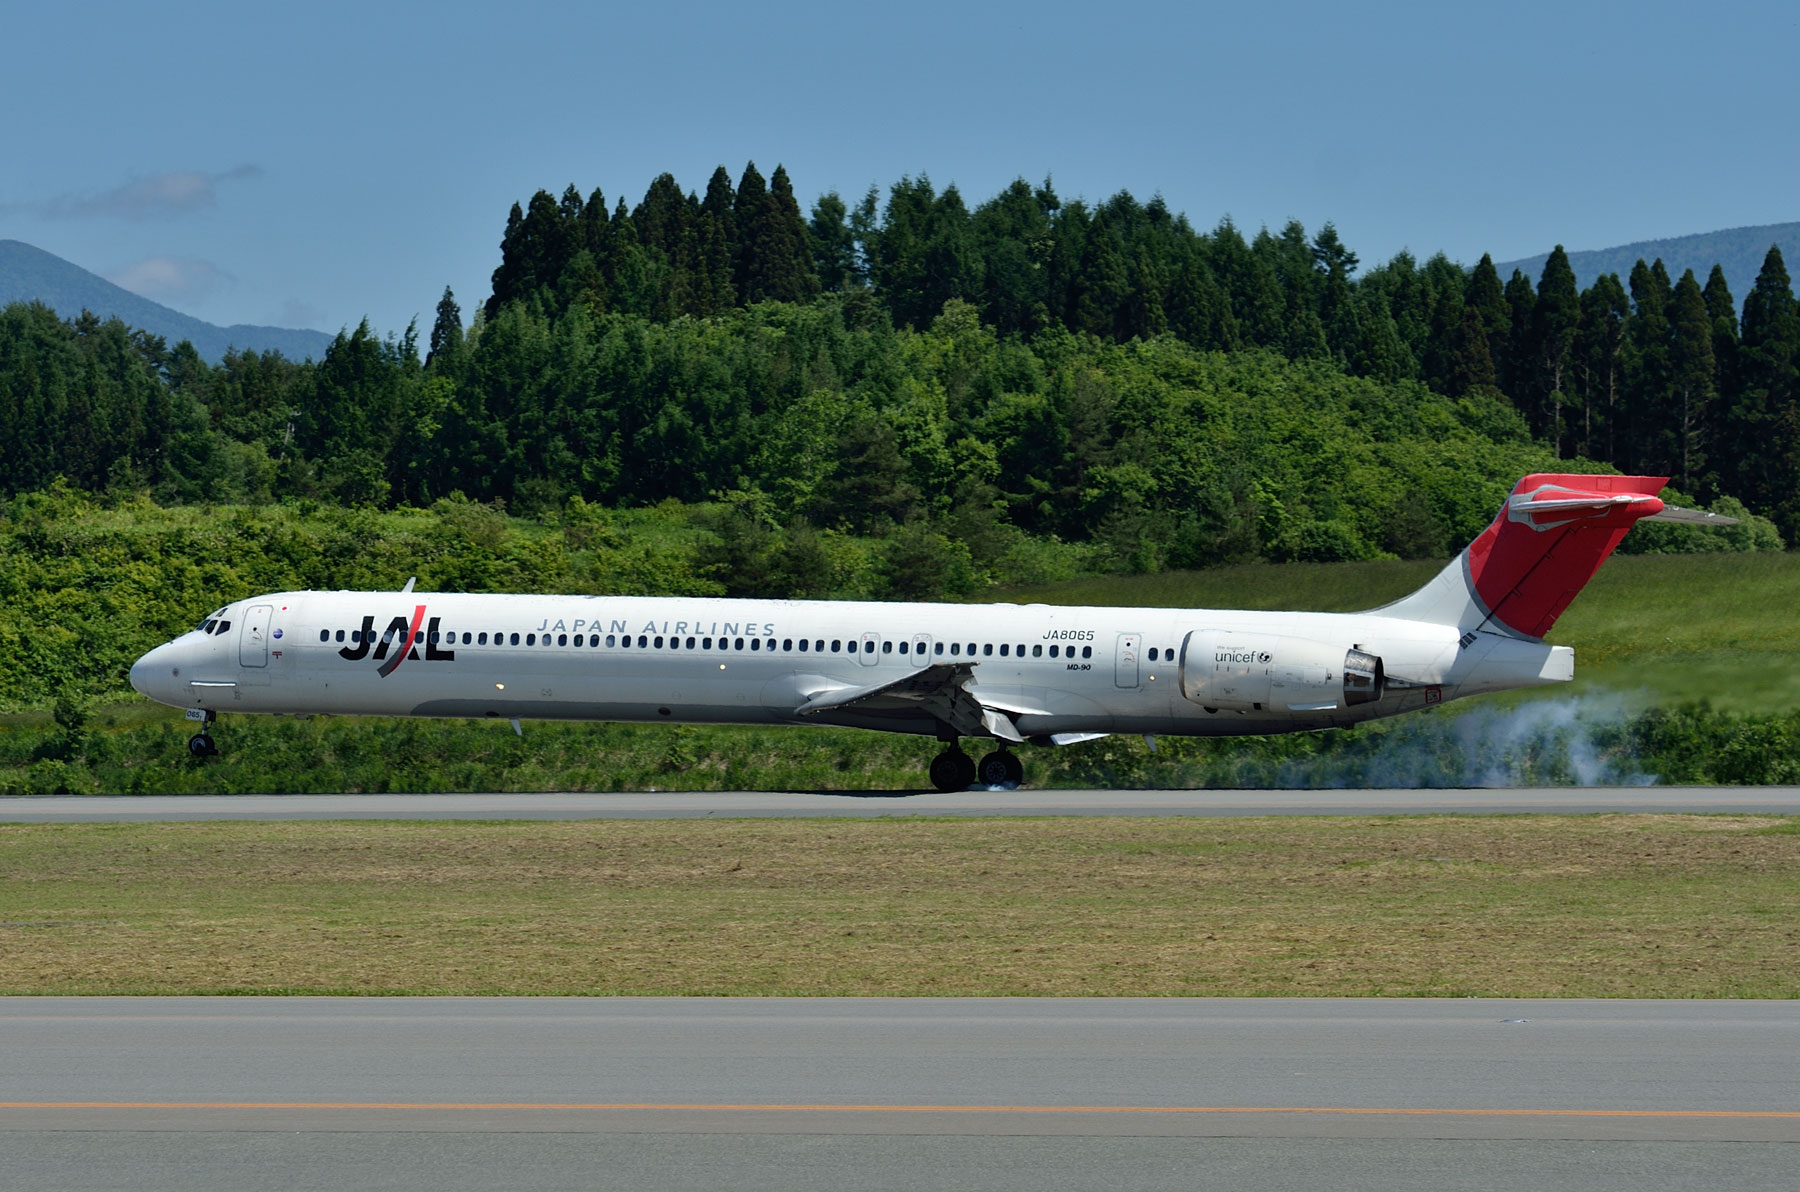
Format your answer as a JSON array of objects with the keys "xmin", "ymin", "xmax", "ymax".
[{"xmin": 130, "ymin": 642, "xmax": 179, "ymax": 704}]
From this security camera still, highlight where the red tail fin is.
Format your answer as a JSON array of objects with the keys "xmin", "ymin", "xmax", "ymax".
[{"xmin": 1466, "ymin": 473, "xmax": 1666, "ymax": 638}]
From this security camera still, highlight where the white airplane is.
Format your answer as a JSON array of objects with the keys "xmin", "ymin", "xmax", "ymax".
[{"xmin": 130, "ymin": 473, "xmax": 1730, "ymax": 790}]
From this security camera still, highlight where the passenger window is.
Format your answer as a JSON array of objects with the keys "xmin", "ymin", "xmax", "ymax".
[
  {"xmin": 798, "ymin": 639, "xmax": 809, "ymax": 652},
  {"xmin": 1049, "ymin": 645, "xmax": 1059, "ymax": 658},
  {"xmin": 750, "ymin": 639, "xmax": 761, "ymax": 651},
  {"xmin": 783, "ymin": 639, "xmax": 792, "ymax": 651},
  {"xmin": 967, "ymin": 643, "xmax": 975, "ymax": 655},
  {"xmin": 950, "ymin": 642, "xmax": 960, "ymax": 655},
  {"xmin": 527, "ymin": 633, "xmax": 536, "ymax": 645},
  {"xmin": 735, "ymin": 638, "xmax": 745, "ymax": 650},
  {"xmin": 509, "ymin": 633, "xmax": 520, "ymax": 645},
  {"xmin": 882, "ymin": 641, "xmax": 892, "ymax": 654},
  {"xmin": 999, "ymin": 644, "xmax": 1009, "ymax": 656},
  {"xmin": 654, "ymin": 636, "xmax": 664, "ymax": 648},
  {"xmin": 1082, "ymin": 646, "xmax": 1092, "ymax": 659},
  {"xmin": 318, "ymin": 630, "xmax": 328, "ymax": 643},
  {"xmin": 815, "ymin": 640, "xmax": 825, "ymax": 652},
  {"xmin": 934, "ymin": 643, "xmax": 944, "ymax": 656},
  {"xmin": 572, "ymin": 634, "xmax": 582, "ymax": 647},
  {"xmin": 1032, "ymin": 644, "xmax": 1043, "ymax": 657},
  {"xmin": 898, "ymin": 641, "xmax": 909, "ymax": 655},
  {"xmin": 983, "ymin": 644, "xmax": 992, "ymax": 656},
  {"xmin": 478, "ymin": 632, "xmax": 488, "ymax": 645},
  {"xmin": 686, "ymin": 637, "xmax": 696, "ymax": 649}
]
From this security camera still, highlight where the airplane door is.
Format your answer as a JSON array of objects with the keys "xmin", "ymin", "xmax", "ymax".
[
  {"xmin": 911, "ymin": 634, "xmax": 932, "ymax": 666},
  {"xmin": 1114, "ymin": 632, "xmax": 1141, "ymax": 689},
  {"xmin": 240, "ymin": 604, "xmax": 273, "ymax": 668},
  {"xmin": 859, "ymin": 632, "xmax": 880, "ymax": 667}
]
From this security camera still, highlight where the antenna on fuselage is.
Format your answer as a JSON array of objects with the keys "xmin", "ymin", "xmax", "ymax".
[{"xmin": 401, "ymin": 576, "xmax": 416, "ymax": 593}]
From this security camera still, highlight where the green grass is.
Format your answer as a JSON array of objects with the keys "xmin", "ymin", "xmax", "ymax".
[{"xmin": 2, "ymin": 816, "xmax": 1794, "ymax": 997}]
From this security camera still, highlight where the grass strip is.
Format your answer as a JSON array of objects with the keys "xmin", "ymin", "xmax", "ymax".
[{"xmin": 2, "ymin": 815, "xmax": 1795, "ymax": 998}]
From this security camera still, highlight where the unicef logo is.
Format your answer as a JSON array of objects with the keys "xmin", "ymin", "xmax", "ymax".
[{"xmin": 1257, "ymin": 651, "xmax": 1272, "ymax": 663}]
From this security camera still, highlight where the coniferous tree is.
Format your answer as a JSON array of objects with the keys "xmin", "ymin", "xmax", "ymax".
[
  {"xmin": 1733, "ymin": 246, "xmax": 1800, "ymax": 528},
  {"xmin": 1502, "ymin": 268, "xmax": 1536, "ymax": 401},
  {"xmin": 1623, "ymin": 259, "xmax": 1673, "ymax": 473},
  {"xmin": 1465, "ymin": 254, "xmax": 1511, "ymax": 389},
  {"xmin": 1702, "ymin": 263, "xmax": 1739, "ymax": 405},
  {"xmin": 1572, "ymin": 273, "xmax": 1629, "ymax": 461},
  {"xmin": 808, "ymin": 191, "xmax": 857, "ymax": 292},
  {"xmin": 1527, "ymin": 248, "xmax": 1579, "ymax": 450},
  {"xmin": 1449, "ymin": 305, "xmax": 1497, "ymax": 396},
  {"xmin": 426, "ymin": 287, "xmax": 463, "ymax": 371},
  {"xmin": 1666, "ymin": 269, "xmax": 1717, "ymax": 492}
]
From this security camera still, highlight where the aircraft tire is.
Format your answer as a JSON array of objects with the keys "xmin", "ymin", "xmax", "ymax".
[
  {"xmin": 187, "ymin": 733, "xmax": 217, "ymax": 758},
  {"xmin": 976, "ymin": 750, "xmax": 1021, "ymax": 789},
  {"xmin": 929, "ymin": 749, "xmax": 975, "ymax": 793}
]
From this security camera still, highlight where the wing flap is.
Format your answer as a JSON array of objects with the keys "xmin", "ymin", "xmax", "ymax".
[{"xmin": 797, "ymin": 663, "xmax": 1027, "ymax": 742}]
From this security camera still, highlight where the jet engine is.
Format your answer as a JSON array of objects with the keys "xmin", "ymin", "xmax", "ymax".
[{"xmin": 1179, "ymin": 630, "xmax": 1384, "ymax": 714}]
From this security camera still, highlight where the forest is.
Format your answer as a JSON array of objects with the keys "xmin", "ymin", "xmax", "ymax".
[{"xmin": 4, "ymin": 160, "xmax": 1796, "ymax": 553}]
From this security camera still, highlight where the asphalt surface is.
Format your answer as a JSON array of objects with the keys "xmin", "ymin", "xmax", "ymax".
[
  {"xmin": 4, "ymin": 786, "xmax": 1800, "ymax": 821},
  {"xmin": 2, "ymin": 998, "xmax": 1795, "ymax": 1190}
]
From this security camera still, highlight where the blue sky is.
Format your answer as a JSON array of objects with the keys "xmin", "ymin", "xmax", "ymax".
[{"xmin": 4, "ymin": 0, "xmax": 1795, "ymax": 340}]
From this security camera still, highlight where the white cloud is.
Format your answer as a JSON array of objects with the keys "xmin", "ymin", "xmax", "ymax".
[
  {"xmin": 43, "ymin": 164, "xmax": 263, "ymax": 222},
  {"xmin": 105, "ymin": 256, "xmax": 231, "ymax": 303}
]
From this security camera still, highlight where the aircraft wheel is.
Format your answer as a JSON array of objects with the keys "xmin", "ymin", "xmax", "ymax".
[
  {"xmin": 187, "ymin": 733, "xmax": 217, "ymax": 758},
  {"xmin": 929, "ymin": 749, "xmax": 975, "ymax": 793},
  {"xmin": 976, "ymin": 750, "xmax": 1021, "ymax": 789}
]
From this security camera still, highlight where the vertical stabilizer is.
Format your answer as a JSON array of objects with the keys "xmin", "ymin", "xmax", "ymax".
[{"xmin": 1376, "ymin": 474, "xmax": 1668, "ymax": 639}]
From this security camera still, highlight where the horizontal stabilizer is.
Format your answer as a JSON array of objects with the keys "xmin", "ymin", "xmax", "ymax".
[{"xmin": 1644, "ymin": 505, "xmax": 1739, "ymax": 526}]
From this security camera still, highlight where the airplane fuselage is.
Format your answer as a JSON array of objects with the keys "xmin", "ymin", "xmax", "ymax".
[{"xmin": 130, "ymin": 590, "xmax": 1572, "ymax": 741}]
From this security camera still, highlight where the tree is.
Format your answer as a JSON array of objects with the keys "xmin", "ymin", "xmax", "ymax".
[
  {"xmin": 1572, "ymin": 273, "xmax": 1629, "ymax": 461},
  {"xmin": 1732, "ymin": 246, "xmax": 1800, "ymax": 530},
  {"xmin": 1527, "ymin": 247, "xmax": 1580, "ymax": 449},
  {"xmin": 426, "ymin": 287, "xmax": 463, "ymax": 371},
  {"xmin": 1666, "ymin": 269, "xmax": 1717, "ymax": 492}
]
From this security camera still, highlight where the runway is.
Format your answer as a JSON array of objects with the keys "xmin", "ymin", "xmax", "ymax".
[
  {"xmin": 2, "ymin": 998, "xmax": 1795, "ymax": 1190},
  {"xmin": 5, "ymin": 785, "xmax": 1800, "ymax": 821}
]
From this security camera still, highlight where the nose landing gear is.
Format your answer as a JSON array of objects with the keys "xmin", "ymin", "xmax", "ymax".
[{"xmin": 186, "ymin": 709, "xmax": 218, "ymax": 758}]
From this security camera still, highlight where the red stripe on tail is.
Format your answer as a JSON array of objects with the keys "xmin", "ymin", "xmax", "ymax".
[{"xmin": 1466, "ymin": 474, "xmax": 1666, "ymax": 638}]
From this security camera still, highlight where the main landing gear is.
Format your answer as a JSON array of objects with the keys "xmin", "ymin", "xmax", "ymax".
[
  {"xmin": 187, "ymin": 709, "xmax": 218, "ymax": 758},
  {"xmin": 929, "ymin": 742, "xmax": 1024, "ymax": 792}
]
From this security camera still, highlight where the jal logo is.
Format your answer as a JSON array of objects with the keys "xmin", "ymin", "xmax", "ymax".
[{"xmin": 338, "ymin": 605, "xmax": 455, "ymax": 677}]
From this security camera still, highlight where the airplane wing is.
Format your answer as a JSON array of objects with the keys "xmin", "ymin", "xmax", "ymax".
[{"xmin": 795, "ymin": 662, "xmax": 1039, "ymax": 742}]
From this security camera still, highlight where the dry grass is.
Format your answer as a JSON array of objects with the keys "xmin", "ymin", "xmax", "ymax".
[{"xmin": 1, "ymin": 816, "xmax": 1796, "ymax": 998}]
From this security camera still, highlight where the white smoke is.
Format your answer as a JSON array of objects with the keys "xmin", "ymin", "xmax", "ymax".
[{"xmin": 1276, "ymin": 693, "xmax": 1656, "ymax": 789}]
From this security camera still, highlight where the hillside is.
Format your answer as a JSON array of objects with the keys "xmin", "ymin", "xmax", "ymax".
[
  {"xmin": 1493, "ymin": 221, "xmax": 1800, "ymax": 297},
  {"xmin": 0, "ymin": 239, "xmax": 333, "ymax": 362}
]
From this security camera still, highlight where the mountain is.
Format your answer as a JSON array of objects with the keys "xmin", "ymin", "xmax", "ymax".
[
  {"xmin": 1492, "ymin": 222, "xmax": 1800, "ymax": 302},
  {"xmin": 0, "ymin": 239, "xmax": 334, "ymax": 363}
]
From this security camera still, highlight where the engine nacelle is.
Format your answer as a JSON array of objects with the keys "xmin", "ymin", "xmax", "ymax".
[{"xmin": 1179, "ymin": 630, "xmax": 1384, "ymax": 714}]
